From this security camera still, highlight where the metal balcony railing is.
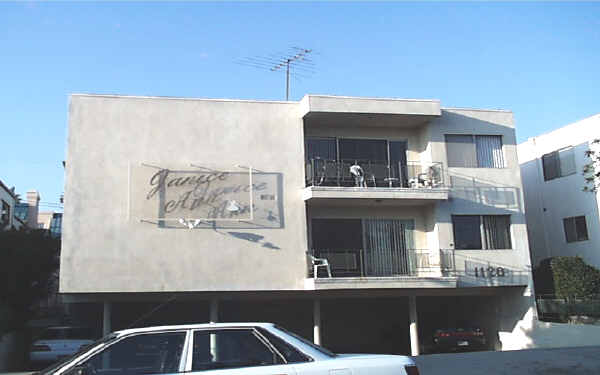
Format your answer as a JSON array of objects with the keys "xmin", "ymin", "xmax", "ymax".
[
  {"xmin": 305, "ymin": 159, "xmax": 446, "ymax": 189},
  {"xmin": 308, "ymin": 249, "xmax": 455, "ymax": 278}
]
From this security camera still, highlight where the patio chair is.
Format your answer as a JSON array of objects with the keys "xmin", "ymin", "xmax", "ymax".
[{"xmin": 308, "ymin": 254, "xmax": 332, "ymax": 278}]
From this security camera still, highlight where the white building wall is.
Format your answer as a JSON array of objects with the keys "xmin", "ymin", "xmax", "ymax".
[{"xmin": 518, "ymin": 113, "xmax": 600, "ymax": 268}]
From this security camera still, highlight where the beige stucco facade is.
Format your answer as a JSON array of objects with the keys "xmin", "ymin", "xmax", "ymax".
[{"xmin": 61, "ymin": 94, "xmax": 536, "ymax": 353}]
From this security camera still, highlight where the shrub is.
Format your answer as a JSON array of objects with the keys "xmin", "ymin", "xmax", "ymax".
[{"xmin": 551, "ymin": 256, "xmax": 600, "ymax": 301}]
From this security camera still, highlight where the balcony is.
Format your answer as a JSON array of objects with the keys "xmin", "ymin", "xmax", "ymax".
[
  {"xmin": 306, "ymin": 249, "xmax": 457, "ymax": 290},
  {"xmin": 303, "ymin": 159, "xmax": 450, "ymax": 204}
]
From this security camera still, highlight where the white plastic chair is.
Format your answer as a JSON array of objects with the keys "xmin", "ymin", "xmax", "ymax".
[{"xmin": 309, "ymin": 254, "xmax": 332, "ymax": 278}]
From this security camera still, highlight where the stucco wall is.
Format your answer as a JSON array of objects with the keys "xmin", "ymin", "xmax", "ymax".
[
  {"xmin": 61, "ymin": 95, "xmax": 308, "ymax": 293},
  {"xmin": 428, "ymin": 109, "xmax": 532, "ymax": 288},
  {"xmin": 518, "ymin": 113, "xmax": 600, "ymax": 268},
  {"xmin": 62, "ymin": 95, "xmax": 533, "ymax": 296}
]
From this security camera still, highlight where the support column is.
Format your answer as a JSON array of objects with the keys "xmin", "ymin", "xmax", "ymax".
[
  {"xmin": 313, "ymin": 299, "xmax": 321, "ymax": 345},
  {"xmin": 102, "ymin": 301, "xmax": 112, "ymax": 336},
  {"xmin": 409, "ymin": 296, "xmax": 420, "ymax": 356},
  {"xmin": 209, "ymin": 299, "xmax": 219, "ymax": 361},
  {"xmin": 209, "ymin": 299, "xmax": 219, "ymax": 323}
]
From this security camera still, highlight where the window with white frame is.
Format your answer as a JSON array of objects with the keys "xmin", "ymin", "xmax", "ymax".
[
  {"xmin": 445, "ymin": 135, "xmax": 505, "ymax": 168},
  {"xmin": 542, "ymin": 146, "xmax": 576, "ymax": 181},
  {"xmin": 563, "ymin": 216, "xmax": 588, "ymax": 243},
  {"xmin": 452, "ymin": 215, "xmax": 512, "ymax": 250}
]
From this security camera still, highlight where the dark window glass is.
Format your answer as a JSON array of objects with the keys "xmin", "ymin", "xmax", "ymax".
[
  {"xmin": 50, "ymin": 213, "xmax": 62, "ymax": 238},
  {"xmin": 452, "ymin": 215, "xmax": 482, "ymax": 249},
  {"xmin": 1, "ymin": 200, "xmax": 9, "ymax": 226},
  {"xmin": 81, "ymin": 332, "xmax": 186, "ymax": 375},
  {"xmin": 543, "ymin": 151, "xmax": 560, "ymax": 181},
  {"xmin": 256, "ymin": 328, "xmax": 311, "ymax": 363},
  {"xmin": 543, "ymin": 147, "xmax": 575, "ymax": 181},
  {"xmin": 272, "ymin": 325, "xmax": 336, "ymax": 357},
  {"xmin": 311, "ymin": 218, "xmax": 363, "ymax": 250},
  {"xmin": 339, "ymin": 139, "xmax": 388, "ymax": 162},
  {"xmin": 192, "ymin": 329, "xmax": 282, "ymax": 371},
  {"xmin": 564, "ymin": 216, "xmax": 588, "ymax": 243},
  {"xmin": 575, "ymin": 216, "xmax": 589, "ymax": 241},
  {"xmin": 305, "ymin": 138, "xmax": 336, "ymax": 161},
  {"xmin": 453, "ymin": 215, "xmax": 512, "ymax": 250}
]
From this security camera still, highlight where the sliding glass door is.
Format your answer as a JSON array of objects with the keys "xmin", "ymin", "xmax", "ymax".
[{"xmin": 311, "ymin": 218, "xmax": 415, "ymax": 276}]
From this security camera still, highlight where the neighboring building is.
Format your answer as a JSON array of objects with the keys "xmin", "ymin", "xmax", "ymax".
[
  {"xmin": 61, "ymin": 94, "xmax": 534, "ymax": 354},
  {"xmin": 15, "ymin": 190, "xmax": 41, "ymax": 230},
  {"xmin": 0, "ymin": 179, "xmax": 22, "ymax": 230},
  {"xmin": 38, "ymin": 211, "xmax": 63, "ymax": 238},
  {"xmin": 518, "ymin": 113, "xmax": 600, "ymax": 268}
]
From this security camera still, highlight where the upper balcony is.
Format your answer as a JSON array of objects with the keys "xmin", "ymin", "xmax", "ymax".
[
  {"xmin": 300, "ymin": 95, "xmax": 441, "ymax": 129},
  {"xmin": 303, "ymin": 159, "xmax": 450, "ymax": 205}
]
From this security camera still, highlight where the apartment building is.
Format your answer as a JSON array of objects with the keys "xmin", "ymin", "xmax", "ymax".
[
  {"xmin": 61, "ymin": 94, "xmax": 534, "ymax": 354},
  {"xmin": 0, "ymin": 179, "xmax": 23, "ymax": 230},
  {"xmin": 518, "ymin": 113, "xmax": 600, "ymax": 268}
]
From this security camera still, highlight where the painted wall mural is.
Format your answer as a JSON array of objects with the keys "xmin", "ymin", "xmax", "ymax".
[{"xmin": 130, "ymin": 164, "xmax": 284, "ymax": 229}]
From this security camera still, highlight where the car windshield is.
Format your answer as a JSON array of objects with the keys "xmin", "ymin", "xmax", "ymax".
[
  {"xmin": 273, "ymin": 325, "xmax": 336, "ymax": 358},
  {"xmin": 39, "ymin": 334, "xmax": 117, "ymax": 375}
]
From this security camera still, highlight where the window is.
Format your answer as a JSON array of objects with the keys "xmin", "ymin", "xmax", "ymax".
[
  {"xmin": 563, "ymin": 216, "xmax": 588, "ymax": 243},
  {"xmin": 256, "ymin": 328, "xmax": 311, "ymax": 363},
  {"xmin": 1, "ymin": 200, "xmax": 9, "ymax": 226},
  {"xmin": 305, "ymin": 138, "xmax": 337, "ymax": 161},
  {"xmin": 79, "ymin": 331, "xmax": 186, "ymax": 375},
  {"xmin": 452, "ymin": 215, "xmax": 512, "ymax": 250},
  {"xmin": 50, "ymin": 213, "xmax": 62, "ymax": 238},
  {"xmin": 542, "ymin": 147, "xmax": 576, "ymax": 181},
  {"xmin": 192, "ymin": 329, "xmax": 282, "ymax": 371},
  {"xmin": 445, "ymin": 135, "xmax": 505, "ymax": 168}
]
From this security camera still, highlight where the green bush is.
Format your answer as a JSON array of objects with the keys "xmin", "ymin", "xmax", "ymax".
[
  {"xmin": 0, "ymin": 229, "xmax": 59, "ymax": 336},
  {"xmin": 551, "ymin": 256, "xmax": 600, "ymax": 301}
]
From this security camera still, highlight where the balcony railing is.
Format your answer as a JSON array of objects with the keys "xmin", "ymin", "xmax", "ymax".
[
  {"xmin": 305, "ymin": 159, "xmax": 446, "ymax": 189},
  {"xmin": 309, "ymin": 249, "xmax": 455, "ymax": 278}
]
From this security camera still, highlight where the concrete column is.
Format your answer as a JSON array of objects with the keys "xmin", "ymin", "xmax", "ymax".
[
  {"xmin": 313, "ymin": 299, "xmax": 321, "ymax": 345},
  {"xmin": 209, "ymin": 299, "xmax": 219, "ymax": 361},
  {"xmin": 209, "ymin": 299, "xmax": 219, "ymax": 323},
  {"xmin": 409, "ymin": 296, "xmax": 420, "ymax": 356},
  {"xmin": 102, "ymin": 301, "xmax": 112, "ymax": 336}
]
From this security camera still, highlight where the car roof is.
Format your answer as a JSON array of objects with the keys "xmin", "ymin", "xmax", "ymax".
[{"xmin": 114, "ymin": 322, "xmax": 275, "ymax": 337}]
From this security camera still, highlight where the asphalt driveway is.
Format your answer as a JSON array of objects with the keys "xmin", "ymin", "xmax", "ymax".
[{"xmin": 413, "ymin": 346, "xmax": 600, "ymax": 375}]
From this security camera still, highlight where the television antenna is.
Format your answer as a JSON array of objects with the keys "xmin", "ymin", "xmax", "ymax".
[{"xmin": 236, "ymin": 47, "xmax": 315, "ymax": 101}]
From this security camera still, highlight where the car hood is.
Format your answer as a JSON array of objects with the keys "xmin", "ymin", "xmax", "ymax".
[{"xmin": 336, "ymin": 353, "xmax": 415, "ymax": 365}]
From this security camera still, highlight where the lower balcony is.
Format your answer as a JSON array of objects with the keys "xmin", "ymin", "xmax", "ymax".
[{"xmin": 306, "ymin": 248, "xmax": 457, "ymax": 290}]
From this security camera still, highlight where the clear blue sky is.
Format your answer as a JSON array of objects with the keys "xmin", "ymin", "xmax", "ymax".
[{"xmin": 2, "ymin": 1, "xmax": 599, "ymax": 208}]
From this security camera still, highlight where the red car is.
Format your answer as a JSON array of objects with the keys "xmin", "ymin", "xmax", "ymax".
[{"xmin": 432, "ymin": 327, "xmax": 487, "ymax": 352}]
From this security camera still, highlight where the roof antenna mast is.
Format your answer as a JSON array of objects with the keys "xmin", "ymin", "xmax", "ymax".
[{"xmin": 236, "ymin": 47, "xmax": 315, "ymax": 101}]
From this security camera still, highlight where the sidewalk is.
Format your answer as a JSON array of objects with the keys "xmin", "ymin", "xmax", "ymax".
[{"xmin": 413, "ymin": 346, "xmax": 600, "ymax": 375}]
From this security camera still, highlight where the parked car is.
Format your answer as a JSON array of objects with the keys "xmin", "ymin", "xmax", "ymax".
[
  {"xmin": 37, "ymin": 323, "xmax": 419, "ymax": 375},
  {"xmin": 432, "ymin": 326, "xmax": 487, "ymax": 352},
  {"xmin": 29, "ymin": 326, "xmax": 96, "ymax": 365}
]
